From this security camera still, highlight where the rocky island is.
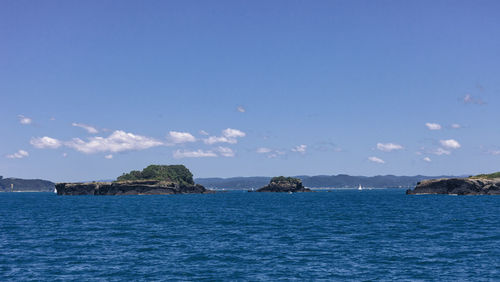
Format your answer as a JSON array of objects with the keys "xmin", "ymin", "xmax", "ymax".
[
  {"xmin": 406, "ymin": 172, "xmax": 500, "ymax": 195},
  {"xmin": 254, "ymin": 176, "xmax": 312, "ymax": 192},
  {"xmin": 56, "ymin": 165, "xmax": 213, "ymax": 195}
]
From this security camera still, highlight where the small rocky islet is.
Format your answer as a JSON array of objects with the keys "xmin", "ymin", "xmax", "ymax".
[
  {"xmin": 406, "ymin": 172, "xmax": 500, "ymax": 195},
  {"xmin": 57, "ymin": 164, "xmax": 500, "ymax": 196},
  {"xmin": 56, "ymin": 165, "xmax": 213, "ymax": 196},
  {"xmin": 253, "ymin": 176, "xmax": 312, "ymax": 193}
]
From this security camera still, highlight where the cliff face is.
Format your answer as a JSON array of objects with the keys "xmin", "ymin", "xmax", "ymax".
[
  {"xmin": 406, "ymin": 178, "xmax": 500, "ymax": 195},
  {"xmin": 56, "ymin": 180, "xmax": 211, "ymax": 195},
  {"xmin": 256, "ymin": 177, "xmax": 311, "ymax": 193}
]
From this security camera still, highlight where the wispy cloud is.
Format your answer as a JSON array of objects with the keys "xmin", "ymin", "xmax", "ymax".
[
  {"xmin": 237, "ymin": 106, "xmax": 246, "ymax": 113},
  {"xmin": 216, "ymin": 146, "xmax": 235, "ymax": 157},
  {"xmin": 199, "ymin": 130, "xmax": 209, "ymax": 136},
  {"xmin": 204, "ymin": 128, "xmax": 246, "ymax": 145},
  {"xmin": 6, "ymin": 150, "xmax": 29, "ymax": 159},
  {"xmin": 312, "ymin": 141, "xmax": 343, "ymax": 152},
  {"xmin": 368, "ymin": 156, "xmax": 385, "ymax": 164},
  {"xmin": 104, "ymin": 154, "xmax": 113, "ymax": 159},
  {"xmin": 425, "ymin": 123, "xmax": 441, "ymax": 130},
  {"xmin": 167, "ymin": 131, "xmax": 196, "ymax": 144},
  {"xmin": 451, "ymin": 123, "xmax": 461, "ymax": 129},
  {"xmin": 291, "ymin": 144, "xmax": 307, "ymax": 154},
  {"xmin": 440, "ymin": 139, "xmax": 461, "ymax": 149},
  {"xmin": 173, "ymin": 149, "xmax": 217, "ymax": 158},
  {"xmin": 72, "ymin": 122, "xmax": 99, "ymax": 134},
  {"xmin": 463, "ymin": 94, "xmax": 486, "ymax": 105},
  {"xmin": 65, "ymin": 130, "xmax": 163, "ymax": 154},
  {"xmin": 423, "ymin": 157, "xmax": 432, "ymax": 162},
  {"xmin": 18, "ymin": 115, "xmax": 33, "ymax": 125},
  {"xmin": 489, "ymin": 150, "xmax": 500, "ymax": 156},
  {"xmin": 30, "ymin": 136, "xmax": 62, "ymax": 149},
  {"xmin": 376, "ymin": 142, "xmax": 403, "ymax": 152},
  {"xmin": 256, "ymin": 147, "xmax": 272, "ymax": 154},
  {"xmin": 433, "ymin": 148, "xmax": 451, "ymax": 156}
]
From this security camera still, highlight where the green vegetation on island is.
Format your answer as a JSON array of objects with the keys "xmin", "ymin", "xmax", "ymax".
[
  {"xmin": 58, "ymin": 164, "xmax": 210, "ymax": 196},
  {"xmin": 117, "ymin": 165, "xmax": 194, "ymax": 185},
  {"xmin": 470, "ymin": 172, "xmax": 500, "ymax": 179},
  {"xmin": 270, "ymin": 176, "xmax": 302, "ymax": 185},
  {"xmin": 256, "ymin": 176, "xmax": 311, "ymax": 192}
]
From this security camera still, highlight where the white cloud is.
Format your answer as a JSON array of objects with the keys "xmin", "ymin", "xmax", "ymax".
[
  {"xmin": 167, "ymin": 131, "xmax": 196, "ymax": 144},
  {"xmin": 433, "ymin": 148, "xmax": 451, "ymax": 156},
  {"xmin": 65, "ymin": 130, "xmax": 163, "ymax": 154},
  {"xmin": 423, "ymin": 157, "xmax": 432, "ymax": 162},
  {"xmin": 204, "ymin": 128, "xmax": 246, "ymax": 144},
  {"xmin": 6, "ymin": 150, "xmax": 29, "ymax": 159},
  {"xmin": 72, "ymin": 122, "xmax": 99, "ymax": 134},
  {"xmin": 62, "ymin": 153, "xmax": 68, "ymax": 158},
  {"xmin": 291, "ymin": 144, "xmax": 307, "ymax": 153},
  {"xmin": 256, "ymin": 147, "xmax": 272, "ymax": 154},
  {"xmin": 237, "ymin": 106, "xmax": 246, "ymax": 113},
  {"xmin": 490, "ymin": 150, "xmax": 500, "ymax": 156},
  {"xmin": 376, "ymin": 142, "xmax": 403, "ymax": 152},
  {"xmin": 368, "ymin": 156, "xmax": 385, "ymax": 164},
  {"xmin": 104, "ymin": 154, "xmax": 113, "ymax": 159},
  {"xmin": 30, "ymin": 136, "xmax": 62, "ymax": 149},
  {"xmin": 173, "ymin": 149, "xmax": 217, "ymax": 159},
  {"xmin": 464, "ymin": 94, "xmax": 486, "ymax": 105},
  {"xmin": 199, "ymin": 130, "xmax": 209, "ymax": 136},
  {"xmin": 223, "ymin": 128, "xmax": 246, "ymax": 138},
  {"xmin": 216, "ymin": 146, "xmax": 235, "ymax": 157},
  {"xmin": 425, "ymin": 123, "xmax": 442, "ymax": 130},
  {"xmin": 18, "ymin": 115, "xmax": 32, "ymax": 125},
  {"xmin": 451, "ymin": 123, "xmax": 461, "ymax": 129},
  {"xmin": 464, "ymin": 94, "xmax": 472, "ymax": 103},
  {"xmin": 204, "ymin": 136, "xmax": 236, "ymax": 145},
  {"xmin": 440, "ymin": 139, "xmax": 461, "ymax": 149}
]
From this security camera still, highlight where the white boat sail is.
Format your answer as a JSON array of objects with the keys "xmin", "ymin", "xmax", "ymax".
[{"xmin": 358, "ymin": 184, "xmax": 363, "ymax": 190}]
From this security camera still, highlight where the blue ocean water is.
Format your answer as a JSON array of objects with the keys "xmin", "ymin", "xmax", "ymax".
[{"xmin": 0, "ymin": 189, "xmax": 499, "ymax": 281}]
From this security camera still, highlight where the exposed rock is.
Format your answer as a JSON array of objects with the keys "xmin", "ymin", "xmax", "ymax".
[
  {"xmin": 406, "ymin": 178, "xmax": 500, "ymax": 195},
  {"xmin": 255, "ymin": 176, "xmax": 312, "ymax": 193},
  {"xmin": 56, "ymin": 180, "xmax": 213, "ymax": 196}
]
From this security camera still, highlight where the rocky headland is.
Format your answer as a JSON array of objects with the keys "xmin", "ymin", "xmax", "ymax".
[
  {"xmin": 56, "ymin": 165, "xmax": 213, "ymax": 196},
  {"xmin": 406, "ymin": 176, "xmax": 500, "ymax": 195},
  {"xmin": 254, "ymin": 176, "xmax": 312, "ymax": 192}
]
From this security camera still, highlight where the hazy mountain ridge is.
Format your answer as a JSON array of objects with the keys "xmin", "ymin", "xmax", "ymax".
[
  {"xmin": 0, "ymin": 176, "xmax": 55, "ymax": 192},
  {"xmin": 196, "ymin": 175, "xmax": 461, "ymax": 189}
]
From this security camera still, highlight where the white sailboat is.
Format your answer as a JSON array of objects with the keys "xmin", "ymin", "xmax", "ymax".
[{"xmin": 358, "ymin": 184, "xmax": 363, "ymax": 191}]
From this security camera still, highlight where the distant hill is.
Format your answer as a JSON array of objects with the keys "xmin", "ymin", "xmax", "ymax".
[
  {"xmin": 0, "ymin": 176, "xmax": 55, "ymax": 192},
  {"xmin": 196, "ymin": 175, "xmax": 459, "ymax": 190}
]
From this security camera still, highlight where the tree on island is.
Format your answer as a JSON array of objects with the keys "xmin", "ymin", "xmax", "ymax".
[
  {"xmin": 256, "ymin": 176, "xmax": 311, "ymax": 192},
  {"xmin": 117, "ymin": 165, "xmax": 194, "ymax": 185},
  {"xmin": 270, "ymin": 176, "xmax": 303, "ymax": 186},
  {"xmin": 470, "ymin": 171, "xmax": 500, "ymax": 179}
]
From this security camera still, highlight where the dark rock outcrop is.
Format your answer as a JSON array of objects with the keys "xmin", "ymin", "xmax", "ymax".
[
  {"xmin": 255, "ymin": 176, "xmax": 312, "ymax": 193},
  {"xmin": 56, "ymin": 180, "xmax": 213, "ymax": 196},
  {"xmin": 406, "ymin": 178, "xmax": 500, "ymax": 195}
]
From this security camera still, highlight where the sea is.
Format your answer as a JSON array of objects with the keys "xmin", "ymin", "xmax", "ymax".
[{"xmin": 1, "ymin": 189, "xmax": 499, "ymax": 281}]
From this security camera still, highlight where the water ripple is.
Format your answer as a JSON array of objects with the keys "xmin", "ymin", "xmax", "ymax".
[{"xmin": 0, "ymin": 190, "xmax": 499, "ymax": 280}]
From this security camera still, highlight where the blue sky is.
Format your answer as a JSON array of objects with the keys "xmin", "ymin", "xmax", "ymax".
[{"xmin": 1, "ymin": 1, "xmax": 500, "ymax": 182}]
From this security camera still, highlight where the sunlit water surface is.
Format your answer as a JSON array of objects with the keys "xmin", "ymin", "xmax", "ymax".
[{"xmin": 1, "ymin": 189, "xmax": 499, "ymax": 280}]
